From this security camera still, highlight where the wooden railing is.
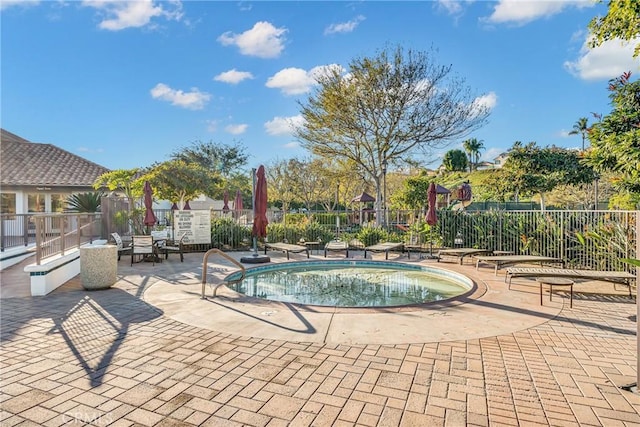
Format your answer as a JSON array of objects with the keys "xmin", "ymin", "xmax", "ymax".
[{"xmin": 30, "ymin": 213, "xmax": 102, "ymax": 265}]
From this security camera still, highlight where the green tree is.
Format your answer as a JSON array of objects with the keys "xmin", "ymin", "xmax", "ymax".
[
  {"xmin": 491, "ymin": 142, "xmax": 597, "ymax": 210},
  {"xmin": 139, "ymin": 159, "xmax": 218, "ymax": 208},
  {"xmin": 171, "ymin": 140, "xmax": 249, "ymax": 198},
  {"xmin": 93, "ymin": 168, "xmax": 141, "ymax": 201},
  {"xmin": 588, "ymin": 0, "xmax": 640, "ymax": 57},
  {"xmin": 462, "ymin": 138, "xmax": 485, "ymax": 171},
  {"xmin": 295, "ymin": 44, "xmax": 490, "ymax": 219},
  {"xmin": 442, "ymin": 149, "xmax": 469, "ymax": 172},
  {"xmin": 583, "ymin": 72, "xmax": 640, "ymax": 196},
  {"xmin": 568, "ymin": 117, "xmax": 589, "ymax": 151}
]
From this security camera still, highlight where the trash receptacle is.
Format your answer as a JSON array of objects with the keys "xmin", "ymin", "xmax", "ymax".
[{"xmin": 80, "ymin": 244, "xmax": 117, "ymax": 290}]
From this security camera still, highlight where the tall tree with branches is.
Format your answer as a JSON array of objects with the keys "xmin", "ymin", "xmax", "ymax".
[
  {"xmin": 569, "ymin": 117, "xmax": 589, "ymax": 151},
  {"xmin": 294, "ymin": 44, "xmax": 490, "ymax": 218}
]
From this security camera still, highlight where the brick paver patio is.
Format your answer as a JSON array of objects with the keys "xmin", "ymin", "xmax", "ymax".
[{"xmin": 1, "ymin": 251, "xmax": 639, "ymax": 426}]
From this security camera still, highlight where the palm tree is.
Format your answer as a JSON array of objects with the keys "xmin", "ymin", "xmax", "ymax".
[
  {"xmin": 66, "ymin": 192, "xmax": 104, "ymax": 212},
  {"xmin": 569, "ymin": 117, "xmax": 589, "ymax": 151},
  {"xmin": 462, "ymin": 138, "xmax": 485, "ymax": 171}
]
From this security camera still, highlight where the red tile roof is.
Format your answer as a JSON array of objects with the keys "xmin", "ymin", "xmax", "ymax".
[{"xmin": 1, "ymin": 129, "xmax": 110, "ymax": 187}]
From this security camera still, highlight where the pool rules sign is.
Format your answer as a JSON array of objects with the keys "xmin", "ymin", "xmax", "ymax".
[{"xmin": 174, "ymin": 210, "xmax": 211, "ymax": 245}]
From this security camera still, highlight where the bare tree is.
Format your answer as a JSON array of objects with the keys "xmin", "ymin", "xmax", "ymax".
[{"xmin": 294, "ymin": 44, "xmax": 490, "ymax": 217}]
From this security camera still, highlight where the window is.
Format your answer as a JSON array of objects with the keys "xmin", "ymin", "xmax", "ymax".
[
  {"xmin": 27, "ymin": 193, "xmax": 45, "ymax": 212},
  {"xmin": 1, "ymin": 193, "xmax": 16, "ymax": 215},
  {"xmin": 51, "ymin": 194, "xmax": 66, "ymax": 213}
]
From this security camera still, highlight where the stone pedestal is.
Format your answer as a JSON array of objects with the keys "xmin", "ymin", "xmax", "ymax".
[{"xmin": 80, "ymin": 244, "xmax": 117, "ymax": 290}]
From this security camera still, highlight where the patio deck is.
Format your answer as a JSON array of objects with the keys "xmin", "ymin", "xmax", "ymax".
[{"xmin": 1, "ymin": 250, "xmax": 638, "ymax": 425}]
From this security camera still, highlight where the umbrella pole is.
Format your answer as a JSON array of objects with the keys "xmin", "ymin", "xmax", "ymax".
[{"xmin": 251, "ymin": 168, "xmax": 258, "ymax": 257}]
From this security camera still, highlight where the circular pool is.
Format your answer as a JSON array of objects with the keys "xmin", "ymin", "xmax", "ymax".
[{"xmin": 225, "ymin": 260, "xmax": 475, "ymax": 308}]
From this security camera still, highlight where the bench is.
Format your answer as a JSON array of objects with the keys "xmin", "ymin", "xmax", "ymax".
[{"xmin": 264, "ymin": 242, "xmax": 309, "ymax": 260}]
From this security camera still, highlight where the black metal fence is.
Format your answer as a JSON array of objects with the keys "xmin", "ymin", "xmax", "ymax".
[{"xmin": 3, "ymin": 208, "xmax": 637, "ymax": 273}]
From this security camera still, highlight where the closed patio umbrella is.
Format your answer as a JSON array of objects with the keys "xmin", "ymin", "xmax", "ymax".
[
  {"xmin": 143, "ymin": 181, "xmax": 156, "ymax": 230},
  {"xmin": 233, "ymin": 190, "xmax": 243, "ymax": 218},
  {"xmin": 426, "ymin": 182, "xmax": 437, "ymax": 226},
  {"xmin": 222, "ymin": 190, "xmax": 230, "ymax": 213},
  {"xmin": 252, "ymin": 165, "xmax": 268, "ymax": 239},
  {"xmin": 425, "ymin": 182, "xmax": 438, "ymax": 258}
]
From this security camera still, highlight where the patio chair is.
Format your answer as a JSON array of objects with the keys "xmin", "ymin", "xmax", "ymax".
[
  {"xmin": 161, "ymin": 233, "xmax": 185, "ymax": 262},
  {"xmin": 131, "ymin": 235, "xmax": 156, "ymax": 265},
  {"xmin": 111, "ymin": 232, "xmax": 131, "ymax": 260}
]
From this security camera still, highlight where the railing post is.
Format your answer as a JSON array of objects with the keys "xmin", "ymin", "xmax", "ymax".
[{"xmin": 35, "ymin": 217, "xmax": 42, "ymax": 265}]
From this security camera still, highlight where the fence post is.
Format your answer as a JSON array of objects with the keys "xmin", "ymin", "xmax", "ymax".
[
  {"xmin": 35, "ymin": 217, "xmax": 42, "ymax": 265},
  {"xmin": 636, "ymin": 211, "xmax": 639, "ymax": 388}
]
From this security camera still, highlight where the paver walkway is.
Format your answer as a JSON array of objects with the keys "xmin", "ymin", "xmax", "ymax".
[{"xmin": 1, "ymin": 251, "xmax": 639, "ymax": 426}]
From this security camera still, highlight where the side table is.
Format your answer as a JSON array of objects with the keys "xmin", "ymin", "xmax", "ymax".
[
  {"xmin": 303, "ymin": 241, "xmax": 320, "ymax": 255},
  {"xmin": 536, "ymin": 277, "xmax": 574, "ymax": 308}
]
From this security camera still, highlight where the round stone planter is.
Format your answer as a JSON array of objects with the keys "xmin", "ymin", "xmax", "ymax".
[{"xmin": 80, "ymin": 244, "xmax": 117, "ymax": 290}]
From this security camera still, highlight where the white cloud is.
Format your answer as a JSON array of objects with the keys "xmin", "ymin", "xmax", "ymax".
[
  {"xmin": 266, "ymin": 64, "xmax": 343, "ymax": 95},
  {"xmin": 473, "ymin": 91, "xmax": 498, "ymax": 112},
  {"xmin": 264, "ymin": 115, "xmax": 305, "ymax": 136},
  {"xmin": 564, "ymin": 37, "xmax": 640, "ymax": 81},
  {"xmin": 324, "ymin": 15, "xmax": 365, "ymax": 35},
  {"xmin": 150, "ymin": 83, "xmax": 210, "ymax": 110},
  {"xmin": 218, "ymin": 21, "xmax": 287, "ymax": 58},
  {"xmin": 213, "ymin": 69, "xmax": 254, "ymax": 84},
  {"xmin": 283, "ymin": 141, "xmax": 300, "ymax": 149},
  {"xmin": 265, "ymin": 68, "xmax": 315, "ymax": 95},
  {"xmin": 0, "ymin": 0, "xmax": 39, "ymax": 11},
  {"xmin": 483, "ymin": 0, "xmax": 594, "ymax": 26},
  {"xmin": 225, "ymin": 124, "xmax": 248, "ymax": 135},
  {"xmin": 206, "ymin": 119, "xmax": 218, "ymax": 132},
  {"xmin": 435, "ymin": 0, "xmax": 464, "ymax": 16},
  {"xmin": 81, "ymin": 0, "xmax": 183, "ymax": 31}
]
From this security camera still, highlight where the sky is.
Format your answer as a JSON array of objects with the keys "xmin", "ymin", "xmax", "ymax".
[{"xmin": 2, "ymin": 0, "xmax": 639, "ymax": 172}]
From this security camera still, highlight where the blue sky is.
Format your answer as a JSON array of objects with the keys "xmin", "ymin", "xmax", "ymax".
[{"xmin": 2, "ymin": 0, "xmax": 638, "ymax": 172}]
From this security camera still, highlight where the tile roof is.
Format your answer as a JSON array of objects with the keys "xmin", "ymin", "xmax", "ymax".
[{"xmin": 1, "ymin": 129, "xmax": 110, "ymax": 187}]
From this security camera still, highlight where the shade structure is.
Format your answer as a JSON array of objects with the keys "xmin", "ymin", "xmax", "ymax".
[
  {"xmin": 222, "ymin": 190, "xmax": 230, "ymax": 213},
  {"xmin": 251, "ymin": 165, "xmax": 269, "ymax": 238},
  {"xmin": 351, "ymin": 192, "xmax": 375, "ymax": 203},
  {"xmin": 426, "ymin": 182, "xmax": 438, "ymax": 226},
  {"xmin": 183, "ymin": 200, "xmax": 191, "ymax": 210},
  {"xmin": 143, "ymin": 181, "xmax": 156, "ymax": 227},
  {"xmin": 171, "ymin": 202, "xmax": 178, "ymax": 210}
]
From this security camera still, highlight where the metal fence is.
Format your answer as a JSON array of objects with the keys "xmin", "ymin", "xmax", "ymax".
[{"xmin": 4, "ymin": 208, "xmax": 637, "ymax": 273}]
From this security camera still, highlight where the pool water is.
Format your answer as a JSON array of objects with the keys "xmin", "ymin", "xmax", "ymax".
[{"xmin": 226, "ymin": 261, "xmax": 472, "ymax": 307}]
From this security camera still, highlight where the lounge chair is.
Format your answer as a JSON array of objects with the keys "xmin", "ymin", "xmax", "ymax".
[
  {"xmin": 474, "ymin": 255, "xmax": 565, "ymax": 275},
  {"xmin": 324, "ymin": 240, "xmax": 349, "ymax": 258},
  {"xmin": 505, "ymin": 267, "xmax": 636, "ymax": 296},
  {"xmin": 437, "ymin": 248, "xmax": 492, "ymax": 265},
  {"xmin": 111, "ymin": 232, "xmax": 131, "ymax": 260},
  {"xmin": 264, "ymin": 242, "xmax": 309, "ymax": 260},
  {"xmin": 364, "ymin": 242, "xmax": 404, "ymax": 260}
]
